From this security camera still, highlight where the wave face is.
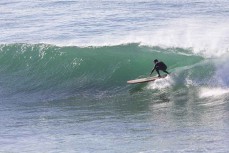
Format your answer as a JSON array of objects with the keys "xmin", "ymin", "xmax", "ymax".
[
  {"xmin": 1, "ymin": 43, "xmax": 229, "ymax": 104},
  {"xmin": 0, "ymin": 43, "xmax": 208, "ymax": 101},
  {"xmin": 0, "ymin": 44, "xmax": 229, "ymax": 101}
]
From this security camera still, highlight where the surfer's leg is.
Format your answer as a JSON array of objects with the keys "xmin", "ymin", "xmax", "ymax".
[
  {"xmin": 163, "ymin": 70, "xmax": 170, "ymax": 74},
  {"xmin": 156, "ymin": 69, "xmax": 161, "ymax": 77}
]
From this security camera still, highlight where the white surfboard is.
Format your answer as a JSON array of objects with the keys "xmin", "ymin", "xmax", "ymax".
[{"xmin": 127, "ymin": 75, "xmax": 167, "ymax": 84}]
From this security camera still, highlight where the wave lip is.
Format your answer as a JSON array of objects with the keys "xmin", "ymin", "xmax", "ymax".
[{"xmin": 2, "ymin": 18, "xmax": 229, "ymax": 58}]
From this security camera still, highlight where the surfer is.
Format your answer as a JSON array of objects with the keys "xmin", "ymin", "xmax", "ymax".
[{"xmin": 150, "ymin": 59, "xmax": 170, "ymax": 77}]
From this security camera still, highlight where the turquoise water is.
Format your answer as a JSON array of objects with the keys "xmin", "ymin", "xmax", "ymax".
[{"xmin": 1, "ymin": 0, "xmax": 229, "ymax": 152}]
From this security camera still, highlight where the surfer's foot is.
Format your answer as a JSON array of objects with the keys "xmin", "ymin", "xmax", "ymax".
[{"xmin": 158, "ymin": 75, "xmax": 161, "ymax": 77}]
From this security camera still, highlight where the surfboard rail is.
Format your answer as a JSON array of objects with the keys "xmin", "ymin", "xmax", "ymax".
[{"xmin": 127, "ymin": 75, "xmax": 167, "ymax": 84}]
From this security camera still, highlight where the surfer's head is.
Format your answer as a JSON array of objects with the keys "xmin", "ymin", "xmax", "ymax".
[{"xmin": 154, "ymin": 59, "xmax": 158, "ymax": 63}]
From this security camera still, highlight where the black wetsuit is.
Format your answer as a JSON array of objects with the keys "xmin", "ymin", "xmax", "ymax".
[{"xmin": 151, "ymin": 61, "xmax": 169, "ymax": 77}]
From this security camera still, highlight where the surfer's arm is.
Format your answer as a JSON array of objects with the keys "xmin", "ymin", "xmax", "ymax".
[
  {"xmin": 150, "ymin": 64, "xmax": 158, "ymax": 75},
  {"xmin": 150, "ymin": 68, "xmax": 155, "ymax": 76}
]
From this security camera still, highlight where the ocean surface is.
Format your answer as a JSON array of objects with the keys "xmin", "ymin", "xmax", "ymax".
[{"xmin": 1, "ymin": 0, "xmax": 229, "ymax": 152}]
